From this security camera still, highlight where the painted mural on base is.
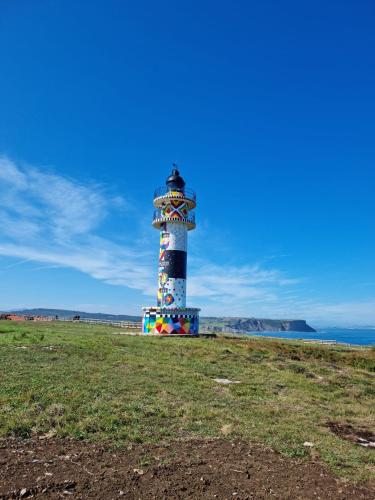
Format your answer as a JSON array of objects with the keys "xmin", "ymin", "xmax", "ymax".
[{"xmin": 142, "ymin": 309, "xmax": 199, "ymax": 335}]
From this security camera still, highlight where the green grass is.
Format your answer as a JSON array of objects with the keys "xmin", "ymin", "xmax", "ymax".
[{"xmin": 0, "ymin": 321, "xmax": 374, "ymax": 482}]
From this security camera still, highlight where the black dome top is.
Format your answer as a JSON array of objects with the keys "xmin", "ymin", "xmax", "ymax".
[{"xmin": 166, "ymin": 167, "xmax": 185, "ymax": 191}]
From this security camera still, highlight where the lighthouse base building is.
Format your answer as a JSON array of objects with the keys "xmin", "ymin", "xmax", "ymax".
[
  {"xmin": 142, "ymin": 307, "xmax": 200, "ymax": 335},
  {"xmin": 142, "ymin": 168, "xmax": 200, "ymax": 336}
]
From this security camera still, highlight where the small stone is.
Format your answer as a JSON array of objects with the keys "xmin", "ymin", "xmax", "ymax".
[
  {"xmin": 39, "ymin": 429, "xmax": 57, "ymax": 440},
  {"xmin": 303, "ymin": 442, "xmax": 314, "ymax": 447},
  {"xmin": 221, "ymin": 424, "xmax": 232, "ymax": 436},
  {"xmin": 20, "ymin": 488, "xmax": 28, "ymax": 497},
  {"xmin": 119, "ymin": 491, "xmax": 124, "ymax": 496},
  {"xmin": 133, "ymin": 468, "xmax": 144, "ymax": 475},
  {"xmin": 358, "ymin": 441, "xmax": 375, "ymax": 448},
  {"xmin": 213, "ymin": 378, "xmax": 240, "ymax": 385}
]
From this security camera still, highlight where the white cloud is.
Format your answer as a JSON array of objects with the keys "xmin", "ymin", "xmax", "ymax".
[
  {"xmin": 188, "ymin": 262, "xmax": 296, "ymax": 302},
  {"xmin": 0, "ymin": 157, "xmax": 106, "ymax": 238},
  {"xmin": 299, "ymin": 300, "xmax": 375, "ymax": 326},
  {"xmin": 0, "ymin": 156, "xmax": 154, "ymax": 293}
]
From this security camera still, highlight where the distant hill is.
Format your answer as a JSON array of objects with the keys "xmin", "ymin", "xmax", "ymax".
[
  {"xmin": 4, "ymin": 308, "xmax": 316, "ymax": 333},
  {"xmin": 7, "ymin": 308, "xmax": 141, "ymax": 322}
]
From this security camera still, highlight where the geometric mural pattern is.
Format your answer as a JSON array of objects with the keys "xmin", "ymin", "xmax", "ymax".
[
  {"xmin": 162, "ymin": 199, "xmax": 189, "ymax": 220},
  {"xmin": 143, "ymin": 313, "xmax": 199, "ymax": 335},
  {"xmin": 163, "ymin": 278, "xmax": 186, "ymax": 303},
  {"xmin": 157, "ymin": 277, "xmax": 187, "ymax": 309}
]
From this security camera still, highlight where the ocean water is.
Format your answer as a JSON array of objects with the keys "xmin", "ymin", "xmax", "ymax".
[{"xmin": 244, "ymin": 328, "xmax": 375, "ymax": 346}]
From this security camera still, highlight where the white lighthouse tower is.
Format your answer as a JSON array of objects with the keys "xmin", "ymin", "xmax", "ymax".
[{"xmin": 142, "ymin": 167, "xmax": 200, "ymax": 335}]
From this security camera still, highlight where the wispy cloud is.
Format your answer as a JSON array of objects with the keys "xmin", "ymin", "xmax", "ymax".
[
  {"xmin": 301, "ymin": 300, "xmax": 375, "ymax": 326},
  {"xmin": 0, "ymin": 156, "xmax": 154, "ymax": 293},
  {"xmin": 188, "ymin": 261, "xmax": 299, "ymax": 302},
  {"xmin": 3, "ymin": 257, "xmax": 32, "ymax": 269},
  {"xmin": 0, "ymin": 157, "xmax": 107, "ymax": 238}
]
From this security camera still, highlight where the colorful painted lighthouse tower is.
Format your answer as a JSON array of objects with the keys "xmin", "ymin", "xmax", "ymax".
[{"xmin": 142, "ymin": 168, "xmax": 200, "ymax": 335}]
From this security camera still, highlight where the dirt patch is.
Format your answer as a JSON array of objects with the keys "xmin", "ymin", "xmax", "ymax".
[
  {"xmin": 328, "ymin": 421, "xmax": 375, "ymax": 448},
  {"xmin": 0, "ymin": 437, "xmax": 373, "ymax": 499}
]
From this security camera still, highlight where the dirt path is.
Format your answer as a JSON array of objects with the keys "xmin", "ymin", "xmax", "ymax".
[{"xmin": 0, "ymin": 438, "xmax": 373, "ymax": 499}]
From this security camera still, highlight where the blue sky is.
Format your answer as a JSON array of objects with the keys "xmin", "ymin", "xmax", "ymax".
[{"xmin": 0, "ymin": 1, "xmax": 374, "ymax": 326}]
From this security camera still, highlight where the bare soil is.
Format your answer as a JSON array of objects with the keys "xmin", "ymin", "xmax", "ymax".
[
  {"xmin": 1, "ymin": 438, "xmax": 374, "ymax": 499},
  {"xmin": 327, "ymin": 421, "xmax": 375, "ymax": 446}
]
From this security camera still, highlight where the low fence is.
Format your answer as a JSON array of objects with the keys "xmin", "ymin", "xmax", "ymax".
[{"xmin": 59, "ymin": 317, "xmax": 142, "ymax": 329}]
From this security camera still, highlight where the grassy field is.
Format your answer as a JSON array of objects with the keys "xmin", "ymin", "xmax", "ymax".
[{"xmin": 0, "ymin": 321, "xmax": 374, "ymax": 483}]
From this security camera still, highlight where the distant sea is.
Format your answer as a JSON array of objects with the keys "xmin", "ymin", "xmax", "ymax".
[{"xmin": 244, "ymin": 328, "xmax": 375, "ymax": 346}]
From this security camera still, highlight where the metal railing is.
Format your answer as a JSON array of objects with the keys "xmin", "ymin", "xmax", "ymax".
[
  {"xmin": 59, "ymin": 317, "xmax": 142, "ymax": 328},
  {"xmin": 153, "ymin": 208, "xmax": 195, "ymax": 225},
  {"xmin": 153, "ymin": 186, "xmax": 196, "ymax": 202}
]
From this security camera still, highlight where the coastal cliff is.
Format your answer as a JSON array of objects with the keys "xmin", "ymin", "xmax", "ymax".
[{"xmin": 202, "ymin": 317, "xmax": 316, "ymax": 333}]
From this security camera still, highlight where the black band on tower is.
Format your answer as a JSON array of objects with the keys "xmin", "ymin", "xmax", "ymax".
[{"xmin": 162, "ymin": 250, "xmax": 187, "ymax": 279}]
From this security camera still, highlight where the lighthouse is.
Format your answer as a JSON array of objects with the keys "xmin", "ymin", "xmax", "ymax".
[{"xmin": 142, "ymin": 167, "xmax": 200, "ymax": 335}]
